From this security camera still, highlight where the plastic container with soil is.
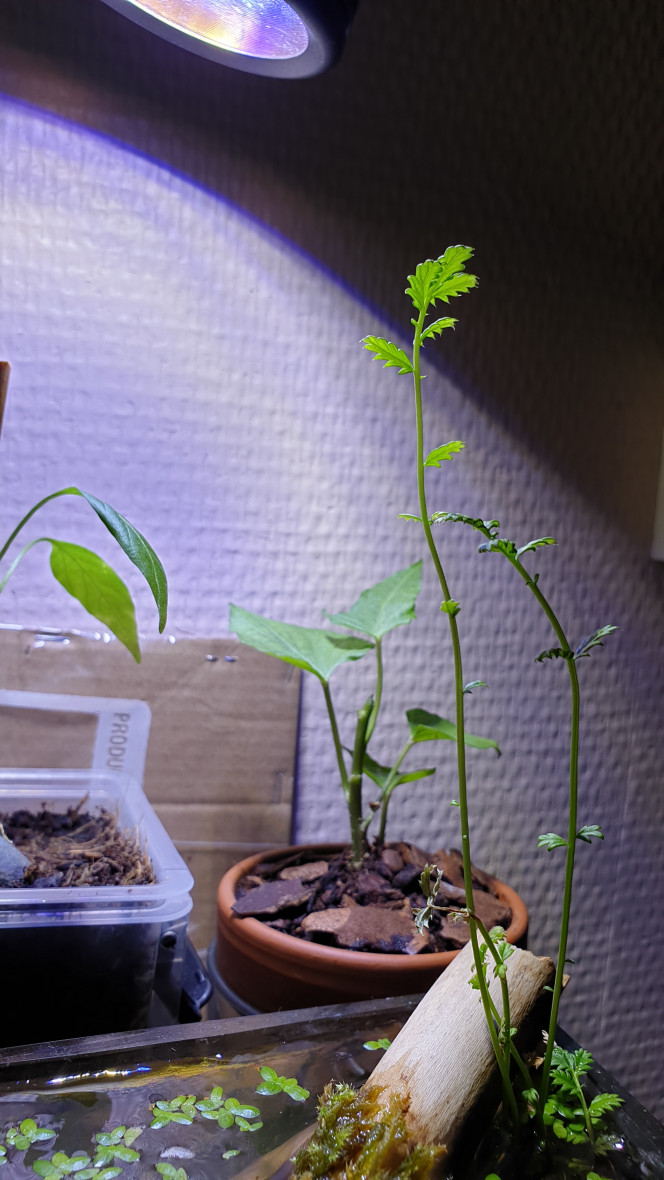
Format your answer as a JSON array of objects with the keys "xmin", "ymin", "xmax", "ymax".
[{"xmin": 0, "ymin": 768, "xmax": 193, "ymax": 1046}]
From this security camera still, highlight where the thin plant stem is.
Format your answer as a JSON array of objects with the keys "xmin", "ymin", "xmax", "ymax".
[
  {"xmin": 0, "ymin": 488, "xmax": 75, "ymax": 564},
  {"xmin": 503, "ymin": 557, "xmax": 580, "ymax": 1111},
  {"xmin": 0, "ymin": 537, "xmax": 45, "ymax": 594},
  {"xmin": 348, "ymin": 698, "xmax": 373, "ymax": 863},
  {"xmin": 365, "ymin": 638, "xmax": 383, "ymax": 743},
  {"xmin": 411, "ymin": 310, "xmax": 515, "ymax": 1117},
  {"xmin": 322, "ymin": 680, "xmax": 350, "ymax": 800},
  {"xmin": 376, "ymin": 739, "xmax": 414, "ymax": 843}
]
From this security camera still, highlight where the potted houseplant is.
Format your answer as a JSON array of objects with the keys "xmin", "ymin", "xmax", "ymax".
[
  {"xmin": 220, "ymin": 248, "xmax": 624, "ymax": 1178},
  {"xmin": 213, "ymin": 253, "xmax": 543, "ymax": 1012},
  {"xmin": 0, "ymin": 363, "xmax": 194, "ymax": 1044}
]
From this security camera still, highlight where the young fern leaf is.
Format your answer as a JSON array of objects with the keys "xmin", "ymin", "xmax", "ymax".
[
  {"xmin": 516, "ymin": 536, "xmax": 556, "ymax": 559},
  {"xmin": 538, "ymin": 832, "xmax": 568, "ymax": 852},
  {"xmin": 576, "ymin": 824, "xmax": 604, "ymax": 843},
  {"xmin": 440, "ymin": 599, "xmax": 460, "ymax": 616},
  {"xmin": 405, "ymin": 247, "xmax": 477, "ymax": 311},
  {"xmin": 464, "ymin": 680, "xmax": 488, "ymax": 694},
  {"xmin": 477, "ymin": 537, "xmax": 518, "ymax": 559},
  {"xmin": 536, "ymin": 646, "xmax": 573, "ymax": 663},
  {"xmin": 574, "ymin": 625, "xmax": 618, "ymax": 659},
  {"xmin": 424, "ymin": 441, "xmax": 465, "ymax": 467},
  {"xmin": 431, "ymin": 511, "xmax": 500, "ymax": 537},
  {"xmin": 397, "ymin": 513, "xmax": 423, "ymax": 522},
  {"xmin": 421, "ymin": 317, "xmax": 457, "ymax": 341},
  {"xmin": 361, "ymin": 336, "xmax": 414, "ymax": 375}
]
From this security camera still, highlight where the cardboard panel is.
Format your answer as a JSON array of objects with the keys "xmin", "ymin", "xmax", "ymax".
[{"xmin": 0, "ymin": 629, "xmax": 300, "ymax": 946}]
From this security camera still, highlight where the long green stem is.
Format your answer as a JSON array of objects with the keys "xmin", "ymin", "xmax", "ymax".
[
  {"xmin": 506, "ymin": 558, "xmax": 580, "ymax": 1111},
  {"xmin": 0, "ymin": 537, "xmax": 45, "ymax": 594},
  {"xmin": 377, "ymin": 738, "xmax": 413, "ymax": 842},
  {"xmin": 0, "ymin": 488, "xmax": 75, "ymax": 564},
  {"xmin": 412, "ymin": 312, "xmax": 514, "ymax": 1113},
  {"xmin": 348, "ymin": 698, "xmax": 373, "ymax": 864},
  {"xmin": 365, "ymin": 638, "xmax": 383, "ymax": 743},
  {"xmin": 322, "ymin": 680, "xmax": 350, "ymax": 799}
]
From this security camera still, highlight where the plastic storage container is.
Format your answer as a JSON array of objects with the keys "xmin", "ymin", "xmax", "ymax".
[{"xmin": 0, "ymin": 769, "xmax": 193, "ymax": 1046}]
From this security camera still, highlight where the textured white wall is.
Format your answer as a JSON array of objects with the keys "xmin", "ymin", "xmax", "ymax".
[{"xmin": 0, "ymin": 93, "xmax": 662, "ymax": 1119}]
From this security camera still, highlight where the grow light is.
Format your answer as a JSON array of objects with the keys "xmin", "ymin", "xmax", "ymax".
[{"xmin": 99, "ymin": 0, "xmax": 358, "ymax": 78}]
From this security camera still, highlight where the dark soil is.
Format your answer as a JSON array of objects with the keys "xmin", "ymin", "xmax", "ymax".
[
  {"xmin": 1, "ymin": 802, "xmax": 155, "ymax": 887},
  {"xmin": 232, "ymin": 841, "xmax": 512, "ymax": 955}
]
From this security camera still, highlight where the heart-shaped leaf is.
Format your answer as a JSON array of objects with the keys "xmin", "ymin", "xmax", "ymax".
[
  {"xmin": 406, "ymin": 708, "xmax": 500, "ymax": 753},
  {"xmin": 324, "ymin": 562, "xmax": 422, "ymax": 640},
  {"xmin": 230, "ymin": 604, "xmax": 372, "ymax": 683}
]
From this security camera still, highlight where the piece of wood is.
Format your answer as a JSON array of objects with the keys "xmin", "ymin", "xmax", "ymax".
[
  {"xmin": 0, "ymin": 362, "xmax": 9, "ymax": 439},
  {"xmin": 365, "ymin": 939, "xmax": 554, "ymax": 1152}
]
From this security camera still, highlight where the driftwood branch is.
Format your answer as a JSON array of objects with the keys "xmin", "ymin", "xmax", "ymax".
[{"xmin": 364, "ymin": 940, "xmax": 554, "ymax": 1153}]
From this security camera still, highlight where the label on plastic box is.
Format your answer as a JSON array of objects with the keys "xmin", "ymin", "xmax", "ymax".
[{"xmin": 0, "ymin": 690, "xmax": 151, "ymax": 785}]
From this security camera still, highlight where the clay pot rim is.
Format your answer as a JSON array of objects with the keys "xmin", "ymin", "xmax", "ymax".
[{"xmin": 217, "ymin": 842, "xmax": 529, "ymax": 976}]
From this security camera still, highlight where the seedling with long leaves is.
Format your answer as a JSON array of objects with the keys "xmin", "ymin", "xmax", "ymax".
[
  {"xmin": 230, "ymin": 562, "xmax": 498, "ymax": 863},
  {"xmin": 0, "ymin": 486, "xmax": 167, "ymax": 662},
  {"xmin": 363, "ymin": 247, "xmax": 617, "ymax": 1134}
]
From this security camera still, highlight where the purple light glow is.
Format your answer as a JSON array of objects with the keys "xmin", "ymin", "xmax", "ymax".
[{"xmin": 121, "ymin": 0, "xmax": 309, "ymax": 59}]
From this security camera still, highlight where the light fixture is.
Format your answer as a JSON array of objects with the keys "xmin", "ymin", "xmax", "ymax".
[{"xmin": 99, "ymin": 0, "xmax": 358, "ymax": 78}]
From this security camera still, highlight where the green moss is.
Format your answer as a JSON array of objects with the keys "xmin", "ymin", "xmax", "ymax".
[{"xmin": 292, "ymin": 1083, "xmax": 444, "ymax": 1179}]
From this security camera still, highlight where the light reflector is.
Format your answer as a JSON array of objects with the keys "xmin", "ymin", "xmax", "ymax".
[
  {"xmin": 121, "ymin": 0, "xmax": 309, "ymax": 60},
  {"xmin": 99, "ymin": 0, "xmax": 357, "ymax": 77}
]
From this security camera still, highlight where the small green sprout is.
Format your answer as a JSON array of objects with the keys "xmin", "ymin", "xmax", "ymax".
[
  {"xmin": 543, "ymin": 1047, "xmax": 622, "ymax": 1149},
  {"xmin": 93, "ymin": 1126, "xmax": 142, "ymax": 1166},
  {"xmin": 195, "ymin": 1088, "xmax": 262, "ymax": 1131},
  {"xmin": 255, "ymin": 1067, "xmax": 309, "ymax": 1102},
  {"xmin": 221, "ymin": 1150, "xmax": 239, "ymax": 1160},
  {"xmin": 32, "ymin": 1152, "xmax": 118, "ymax": 1180},
  {"xmin": 149, "ymin": 1096, "xmax": 197, "ymax": 1129},
  {"xmin": 362, "ymin": 1039, "xmax": 391, "ymax": 1051},
  {"xmin": 6, "ymin": 1121, "xmax": 57, "ymax": 1151},
  {"xmin": 0, "ymin": 1146, "xmax": 6, "ymax": 1167},
  {"xmin": 155, "ymin": 1165, "xmax": 188, "ymax": 1180}
]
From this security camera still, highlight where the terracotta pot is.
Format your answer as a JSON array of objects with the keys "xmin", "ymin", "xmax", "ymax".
[{"xmin": 215, "ymin": 843, "xmax": 529, "ymax": 1012}]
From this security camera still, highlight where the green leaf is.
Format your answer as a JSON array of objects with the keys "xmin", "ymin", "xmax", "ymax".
[
  {"xmin": 397, "ymin": 513, "xmax": 422, "ymax": 523},
  {"xmin": 406, "ymin": 708, "xmax": 500, "ymax": 754},
  {"xmin": 255, "ymin": 1078, "xmax": 281, "ymax": 1096},
  {"xmin": 421, "ymin": 317, "xmax": 457, "ymax": 342},
  {"xmin": 464, "ymin": 680, "xmax": 488, "ymax": 694},
  {"xmin": 363, "ymin": 1038, "xmax": 392, "ymax": 1051},
  {"xmin": 406, "ymin": 247, "xmax": 477, "ymax": 311},
  {"xmin": 538, "ymin": 832, "xmax": 568, "ymax": 852},
  {"xmin": 74, "ymin": 490, "xmax": 167, "ymax": 632},
  {"xmin": 516, "ymin": 536, "xmax": 556, "ymax": 560},
  {"xmin": 222, "ymin": 1152, "xmax": 239, "ymax": 1160},
  {"xmin": 216, "ymin": 1112, "xmax": 234, "ymax": 1129},
  {"xmin": 477, "ymin": 537, "xmax": 518, "ymax": 559},
  {"xmin": 48, "ymin": 541, "xmax": 140, "ymax": 662},
  {"xmin": 535, "ymin": 646, "xmax": 572, "ymax": 663},
  {"xmin": 362, "ymin": 750, "xmax": 435, "ymax": 791},
  {"xmin": 431, "ymin": 512, "xmax": 499, "ymax": 537},
  {"xmin": 235, "ymin": 1117, "xmax": 262, "ymax": 1133},
  {"xmin": 282, "ymin": 1079, "xmax": 310, "ymax": 1101},
  {"xmin": 574, "ymin": 625, "xmax": 618, "ymax": 660},
  {"xmin": 424, "ymin": 441, "xmax": 465, "ymax": 467},
  {"xmin": 324, "ymin": 562, "xmax": 422, "ymax": 640},
  {"xmin": 588, "ymin": 1093, "xmax": 623, "ymax": 1118},
  {"xmin": 229, "ymin": 604, "xmax": 372, "ymax": 683},
  {"xmin": 577, "ymin": 824, "xmax": 604, "ymax": 843},
  {"xmin": 440, "ymin": 599, "xmax": 460, "ymax": 616},
  {"xmin": 361, "ymin": 336, "xmax": 413, "ymax": 375}
]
